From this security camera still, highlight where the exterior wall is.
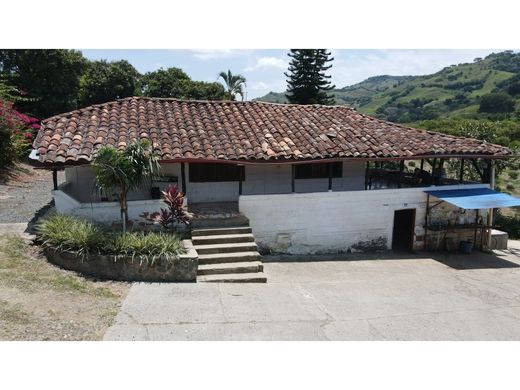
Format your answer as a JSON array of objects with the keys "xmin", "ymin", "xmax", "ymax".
[
  {"xmin": 61, "ymin": 161, "xmax": 366, "ymax": 204},
  {"xmin": 53, "ymin": 187, "xmax": 165, "ymax": 226},
  {"xmin": 186, "ymin": 161, "xmax": 366, "ymax": 202},
  {"xmin": 239, "ymin": 183, "xmax": 489, "ymax": 255}
]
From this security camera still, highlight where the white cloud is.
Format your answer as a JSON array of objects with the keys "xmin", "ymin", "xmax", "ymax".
[
  {"xmin": 245, "ymin": 56, "xmax": 287, "ymax": 72},
  {"xmin": 189, "ymin": 49, "xmax": 236, "ymax": 60},
  {"xmin": 189, "ymin": 49, "xmax": 254, "ymax": 60}
]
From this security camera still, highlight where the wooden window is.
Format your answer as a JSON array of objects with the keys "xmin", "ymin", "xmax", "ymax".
[
  {"xmin": 295, "ymin": 162, "xmax": 342, "ymax": 179},
  {"xmin": 188, "ymin": 163, "xmax": 245, "ymax": 182}
]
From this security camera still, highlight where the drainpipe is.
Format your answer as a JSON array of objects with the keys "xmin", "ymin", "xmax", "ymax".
[{"xmin": 486, "ymin": 160, "xmax": 495, "ymax": 249}]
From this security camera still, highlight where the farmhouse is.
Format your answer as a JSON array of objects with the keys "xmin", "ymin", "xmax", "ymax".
[{"xmin": 33, "ymin": 97, "xmax": 520, "ymax": 255}]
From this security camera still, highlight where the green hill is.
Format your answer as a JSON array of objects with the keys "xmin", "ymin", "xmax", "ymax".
[{"xmin": 256, "ymin": 51, "xmax": 520, "ymax": 123}]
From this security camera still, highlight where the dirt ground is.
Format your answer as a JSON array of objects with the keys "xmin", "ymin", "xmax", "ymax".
[{"xmin": 0, "ymin": 234, "xmax": 130, "ymax": 340}]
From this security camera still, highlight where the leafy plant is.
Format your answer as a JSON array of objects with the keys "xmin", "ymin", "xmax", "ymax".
[
  {"xmin": 92, "ymin": 140, "xmax": 160, "ymax": 232},
  {"xmin": 36, "ymin": 214, "xmax": 184, "ymax": 263},
  {"xmin": 35, "ymin": 214, "xmax": 106, "ymax": 258},
  {"xmin": 140, "ymin": 185, "xmax": 193, "ymax": 230}
]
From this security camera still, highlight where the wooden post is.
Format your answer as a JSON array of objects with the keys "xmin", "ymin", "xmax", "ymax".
[
  {"xmin": 238, "ymin": 165, "xmax": 243, "ymax": 195},
  {"xmin": 291, "ymin": 164, "xmax": 295, "ymax": 193},
  {"xmin": 459, "ymin": 158, "xmax": 465, "ymax": 184},
  {"xmin": 420, "ymin": 159, "xmax": 424, "ymax": 171},
  {"xmin": 180, "ymin": 163, "xmax": 187, "ymax": 194},
  {"xmin": 52, "ymin": 168, "xmax": 58, "ymax": 190},
  {"xmin": 328, "ymin": 163, "xmax": 333, "ymax": 191},
  {"xmin": 398, "ymin": 160, "xmax": 405, "ymax": 188}
]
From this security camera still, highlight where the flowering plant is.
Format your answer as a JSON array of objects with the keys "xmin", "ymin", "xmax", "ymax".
[
  {"xmin": 0, "ymin": 99, "xmax": 40, "ymax": 167},
  {"xmin": 140, "ymin": 185, "xmax": 193, "ymax": 230}
]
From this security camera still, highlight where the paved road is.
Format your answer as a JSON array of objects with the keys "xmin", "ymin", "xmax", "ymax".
[{"xmin": 105, "ymin": 245, "xmax": 520, "ymax": 340}]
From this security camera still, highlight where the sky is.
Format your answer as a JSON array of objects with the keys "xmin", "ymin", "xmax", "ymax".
[{"xmin": 81, "ymin": 49, "xmax": 501, "ymax": 99}]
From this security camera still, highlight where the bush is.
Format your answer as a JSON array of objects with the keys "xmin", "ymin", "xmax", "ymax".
[
  {"xmin": 478, "ymin": 93, "xmax": 516, "ymax": 113},
  {"xmin": 36, "ymin": 214, "xmax": 106, "ymax": 257},
  {"xmin": 509, "ymin": 171, "xmax": 518, "ymax": 180},
  {"xmin": 0, "ymin": 99, "xmax": 40, "ymax": 168},
  {"xmin": 494, "ymin": 210, "xmax": 520, "ymax": 239},
  {"xmin": 36, "ymin": 214, "xmax": 184, "ymax": 262},
  {"xmin": 506, "ymin": 184, "xmax": 515, "ymax": 191}
]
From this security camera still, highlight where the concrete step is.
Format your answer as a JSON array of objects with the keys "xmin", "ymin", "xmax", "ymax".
[
  {"xmin": 197, "ymin": 272, "xmax": 267, "ymax": 283},
  {"xmin": 192, "ymin": 233, "xmax": 255, "ymax": 246},
  {"xmin": 194, "ymin": 242, "xmax": 258, "ymax": 255},
  {"xmin": 197, "ymin": 261, "xmax": 264, "ymax": 275},
  {"xmin": 191, "ymin": 215, "xmax": 249, "ymax": 229},
  {"xmin": 192, "ymin": 226, "xmax": 252, "ymax": 237},
  {"xmin": 198, "ymin": 251, "xmax": 261, "ymax": 265}
]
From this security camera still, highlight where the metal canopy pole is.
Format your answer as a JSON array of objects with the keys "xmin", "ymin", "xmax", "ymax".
[
  {"xmin": 424, "ymin": 193, "xmax": 430, "ymax": 251},
  {"xmin": 487, "ymin": 161, "xmax": 496, "ymax": 249},
  {"xmin": 459, "ymin": 158, "xmax": 465, "ymax": 184}
]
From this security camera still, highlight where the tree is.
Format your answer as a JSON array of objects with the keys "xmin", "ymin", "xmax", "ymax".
[
  {"xmin": 140, "ymin": 67, "xmax": 191, "ymax": 97},
  {"xmin": 478, "ymin": 92, "xmax": 515, "ymax": 113},
  {"xmin": 0, "ymin": 49, "xmax": 87, "ymax": 118},
  {"xmin": 285, "ymin": 49, "xmax": 335, "ymax": 105},
  {"xmin": 140, "ymin": 67, "xmax": 226, "ymax": 100},
  {"xmin": 92, "ymin": 140, "xmax": 160, "ymax": 233},
  {"xmin": 218, "ymin": 70, "xmax": 246, "ymax": 100},
  {"xmin": 78, "ymin": 60, "xmax": 140, "ymax": 106}
]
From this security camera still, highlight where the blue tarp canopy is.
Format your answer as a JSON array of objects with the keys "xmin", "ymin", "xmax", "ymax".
[{"xmin": 424, "ymin": 187, "xmax": 520, "ymax": 209}]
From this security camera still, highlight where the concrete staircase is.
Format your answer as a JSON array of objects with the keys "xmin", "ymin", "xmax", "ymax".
[{"xmin": 192, "ymin": 226, "xmax": 266, "ymax": 283}]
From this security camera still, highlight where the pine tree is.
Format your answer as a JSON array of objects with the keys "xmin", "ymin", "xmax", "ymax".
[{"xmin": 285, "ymin": 49, "xmax": 335, "ymax": 105}]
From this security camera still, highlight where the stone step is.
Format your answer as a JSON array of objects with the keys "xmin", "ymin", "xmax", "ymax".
[
  {"xmin": 191, "ymin": 226, "xmax": 252, "ymax": 237},
  {"xmin": 197, "ymin": 261, "xmax": 264, "ymax": 275},
  {"xmin": 197, "ymin": 272, "xmax": 267, "ymax": 283},
  {"xmin": 192, "ymin": 233, "xmax": 255, "ymax": 246},
  {"xmin": 198, "ymin": 251, "xmax": 261, "ymax": 265},
  {"xmin": 194, "ymin": 242, "xmax": 258, "ymax": 255}
]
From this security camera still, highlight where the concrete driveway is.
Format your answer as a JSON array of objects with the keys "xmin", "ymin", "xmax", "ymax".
[{"xmin": 105, "ymin": 244, "xmax": 520, "ymax": 340}]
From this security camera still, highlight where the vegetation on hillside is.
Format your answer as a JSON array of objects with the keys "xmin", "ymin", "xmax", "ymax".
[{"xmin": 259, "ymin": 51, "xmax": 520, "ymax": 123}]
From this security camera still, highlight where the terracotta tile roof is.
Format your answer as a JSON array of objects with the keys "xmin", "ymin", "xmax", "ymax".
[{"xmin": 33, "ymin": 97, "xmax": 512, "ymax": 165}]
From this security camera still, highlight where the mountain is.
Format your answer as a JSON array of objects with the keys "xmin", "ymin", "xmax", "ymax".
[{"xmin": 256, "ymin": 51, "xmax": 520, "ymax": 123}]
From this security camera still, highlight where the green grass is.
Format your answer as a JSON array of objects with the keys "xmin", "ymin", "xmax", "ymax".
[{"xmin": 0, "ymin": 234, "xmax": 120, "ymax": 297}]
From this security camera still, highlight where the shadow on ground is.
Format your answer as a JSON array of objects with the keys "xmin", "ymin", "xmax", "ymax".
[{"xmin": 263, "ymin": 247, "xmax": 520, "ymax": 271}]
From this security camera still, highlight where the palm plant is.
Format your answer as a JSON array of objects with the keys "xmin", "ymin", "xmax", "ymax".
[
  {"xmin": 218, "ymin": 70, "xmax": 246, "ymax": 101},
  {"xmin": 92, "ymin": 140, "xmax": 160, "ymax": 233}
]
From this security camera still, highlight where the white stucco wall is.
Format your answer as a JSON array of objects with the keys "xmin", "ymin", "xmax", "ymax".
[
  {"xmin": 239, "ymin": 183, "xmax": 489, "ymax": 254},
  {"xmin": 53, "ymin": 188, "xmax": 168, "ymax": 226}
]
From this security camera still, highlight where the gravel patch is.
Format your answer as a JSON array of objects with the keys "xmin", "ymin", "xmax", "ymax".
[{"xmin": 0, "ymin": 164, "xmax": 64, "ymax": 223}]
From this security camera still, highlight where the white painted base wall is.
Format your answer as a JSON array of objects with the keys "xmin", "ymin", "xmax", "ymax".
[
  {"xmin": 53, "ymin": 188, "xmax": 166, "ymax": 226},
  {"xmin": 239, "ymin": 184, "xmax": 489, "ymax": 254}
]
